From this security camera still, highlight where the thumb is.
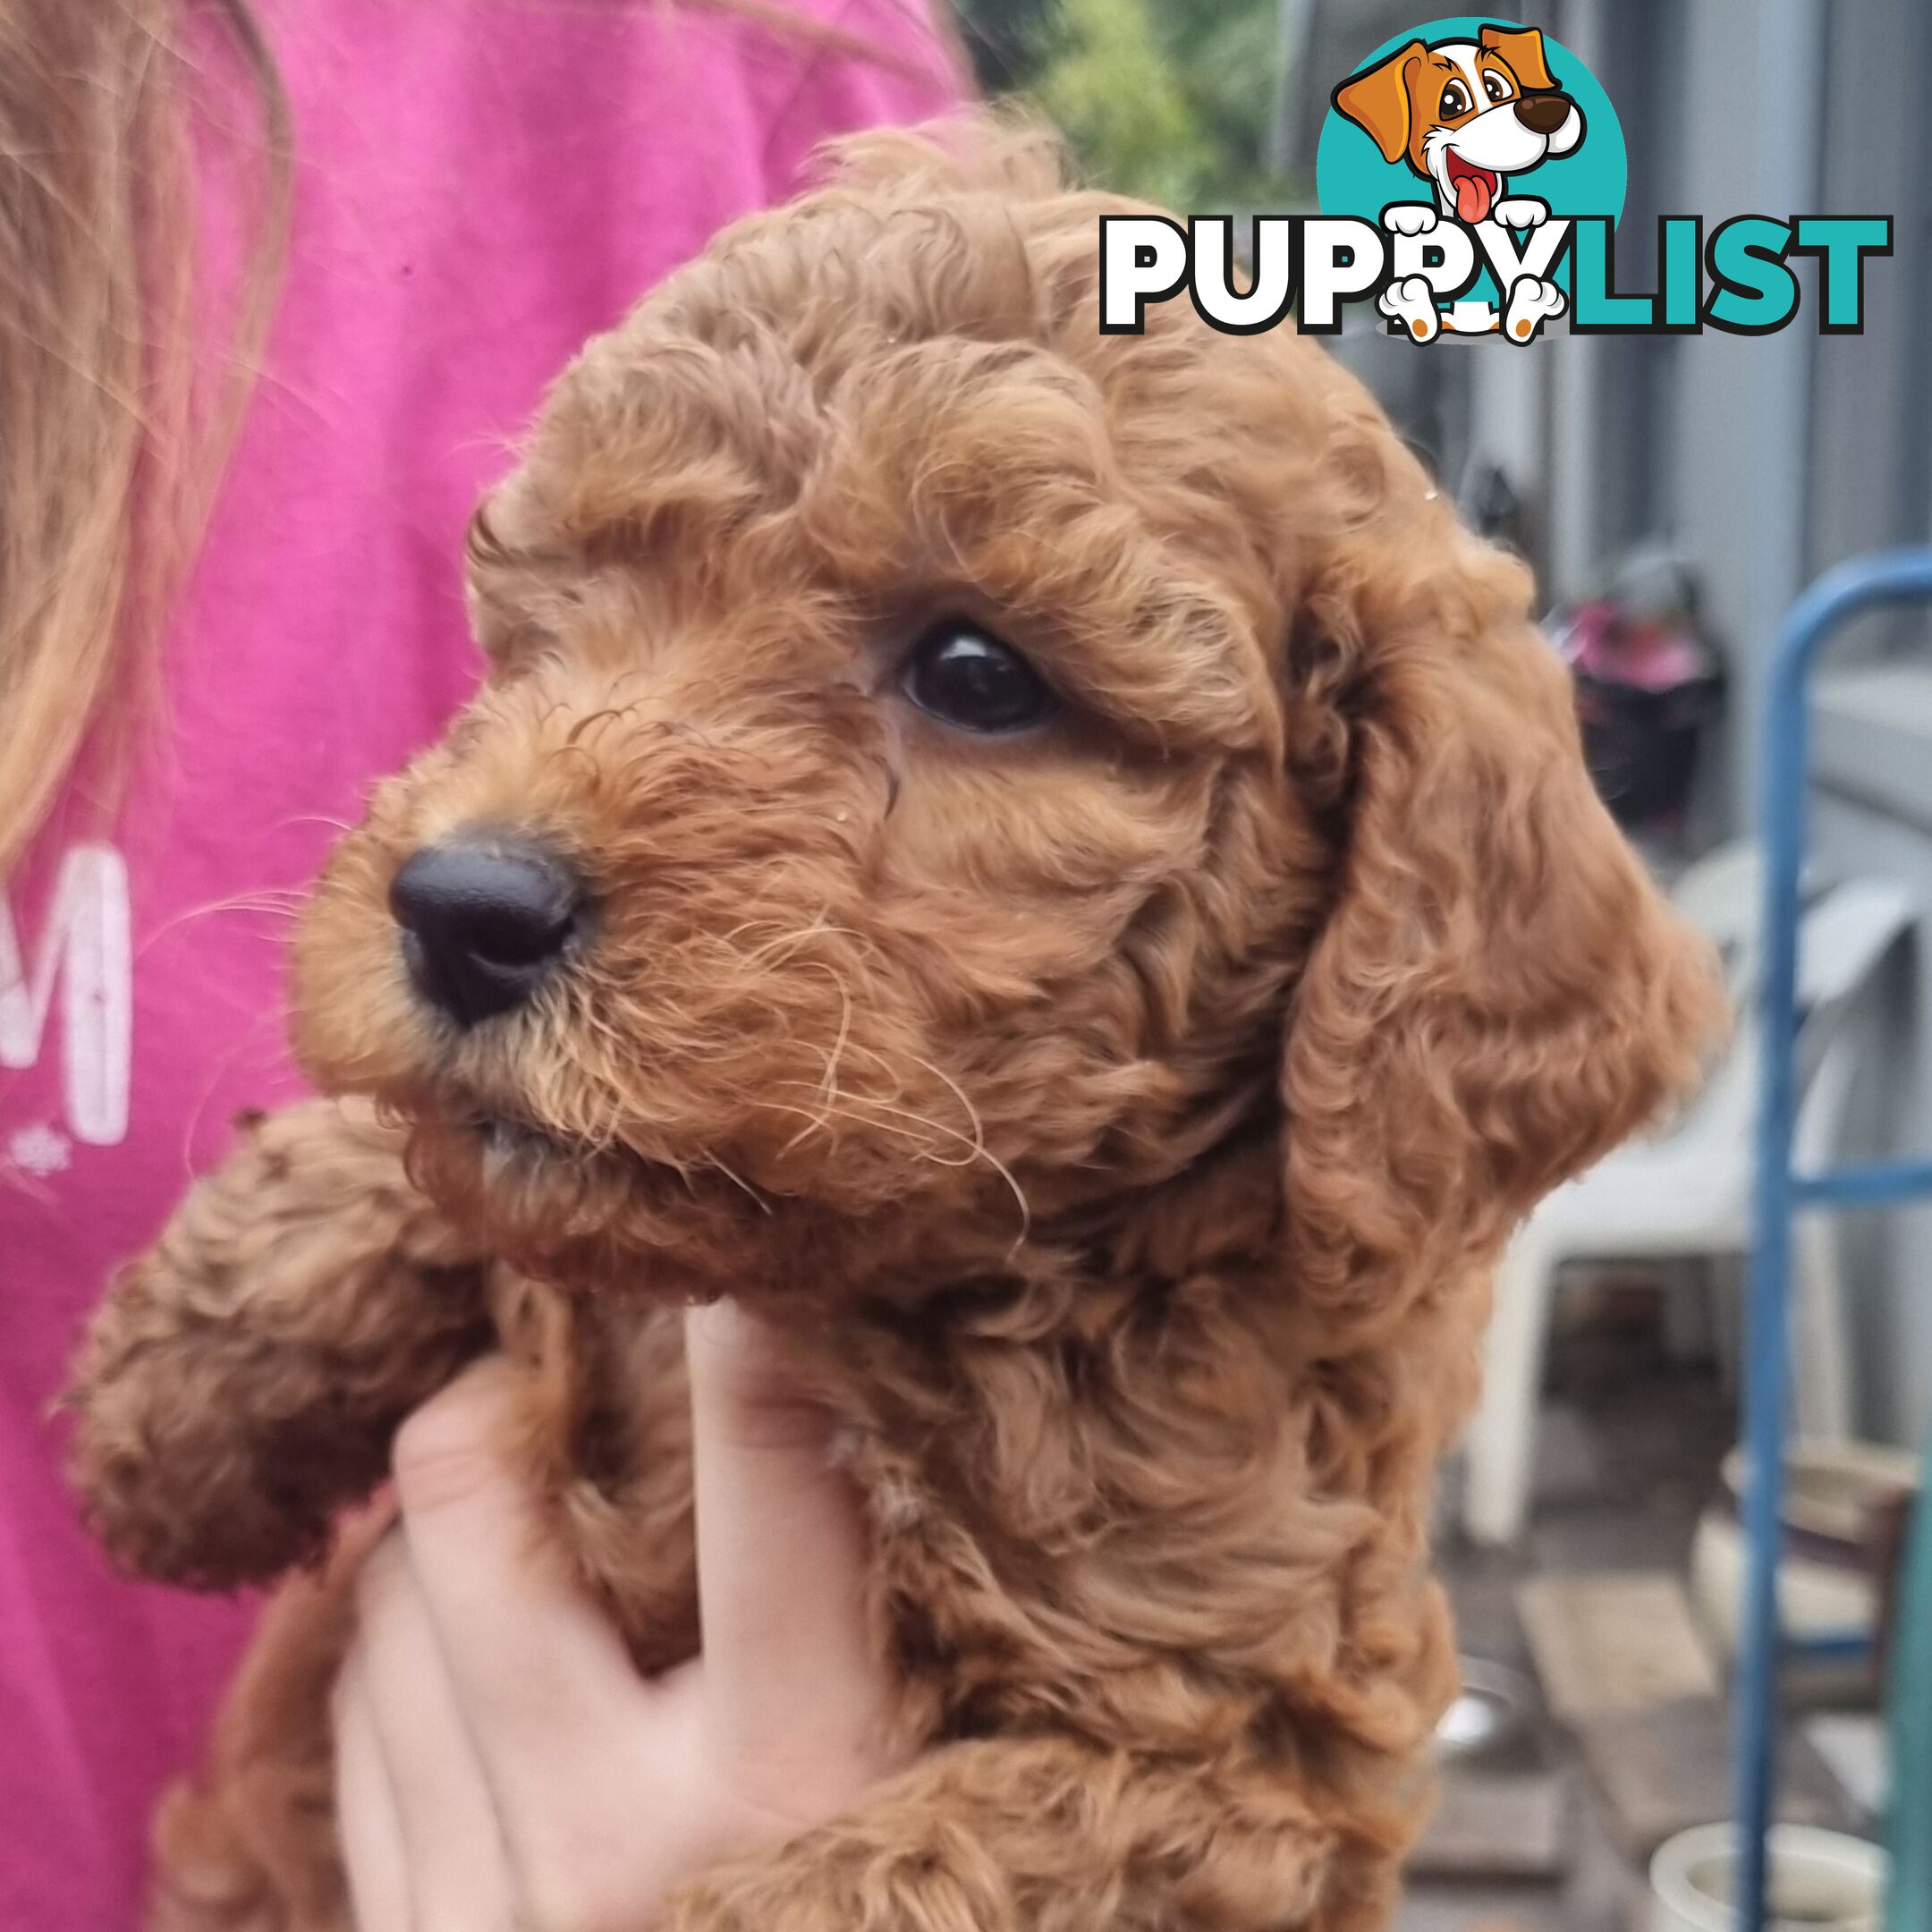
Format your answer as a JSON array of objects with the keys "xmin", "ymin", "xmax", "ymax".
[{"xmin": 684, "ymin": 1300, "xmax": 897, "ymax": 1792}]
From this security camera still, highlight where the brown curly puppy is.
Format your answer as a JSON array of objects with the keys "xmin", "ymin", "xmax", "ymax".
[{"xmin": 70, "ymin": 119, "xmax": 1722, "ymax": 1932}]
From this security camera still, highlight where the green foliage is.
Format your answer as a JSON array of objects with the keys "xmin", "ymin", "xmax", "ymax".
[
  {"xmin": 1030, "ymin": 0, "xmax": 1214, "ymax": 208},
  {"xmin": 954, "ymin": 0, "xmax": 1289, "ymax": 210},
  {"xmin": 953, "ymin": 0, "xmax": 1057, "ymax": 92}
]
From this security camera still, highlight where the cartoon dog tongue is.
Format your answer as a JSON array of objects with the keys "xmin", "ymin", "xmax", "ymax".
[{"xmin": 1455, "ymin": 170, "xmax": 1493, "ymax": 224}]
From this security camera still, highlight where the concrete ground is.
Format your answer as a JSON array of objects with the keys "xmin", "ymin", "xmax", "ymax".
[{"xmin": 1395, "ymin": 1293, "xmax": 1878, "ymax": 1932}]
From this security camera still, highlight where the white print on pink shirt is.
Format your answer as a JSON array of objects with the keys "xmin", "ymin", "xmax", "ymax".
[{"xmin": 0, "ymin": 842, "xmax": 132, "ymax": 1151}]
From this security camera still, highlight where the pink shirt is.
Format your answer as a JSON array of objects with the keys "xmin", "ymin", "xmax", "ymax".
[{"xmin": 0, "ymin": 5, "xmax": 956, "ymax": 1922}]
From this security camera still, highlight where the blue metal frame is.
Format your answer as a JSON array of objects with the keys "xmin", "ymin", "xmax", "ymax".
[{"xmin": 1740, "ymin": 547, "xmax": 1932, "ymax": 1931}]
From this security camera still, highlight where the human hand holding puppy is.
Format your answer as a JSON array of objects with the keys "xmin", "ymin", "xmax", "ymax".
[{"xmin": 334, "ymin": 1302, "xmax": 902, "ymax": 1932}]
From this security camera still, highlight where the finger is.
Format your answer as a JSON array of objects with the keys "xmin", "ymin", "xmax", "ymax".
[
  {"xmin": 388, "ymin": 1359, "xmax": 654, "ymax": 1850},
  {"xmin": 354, "ymin": 1533, "xmax": 515, "ymax": 1932},
  {"xmin": 333, "ymin": 1651, "xmax": 413, "ymax": 1932},
  {"xmin": 684, "ymin": 1300, "xmax": 899, "ymax": 1791}
]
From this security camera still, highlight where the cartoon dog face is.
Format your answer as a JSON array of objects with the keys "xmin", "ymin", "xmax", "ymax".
[{"xmin": 1334, "ymin": 24, "xmax": 1584, "ymax": 225}]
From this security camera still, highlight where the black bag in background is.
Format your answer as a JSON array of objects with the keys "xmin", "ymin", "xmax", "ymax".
[{"xmin": 1550, "ymin": 549, "xmax": 1725, "ymax": 832}]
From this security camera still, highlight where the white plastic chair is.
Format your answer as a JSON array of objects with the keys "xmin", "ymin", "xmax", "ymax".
[{"xmin": 1460, "ymin": 858, "xmax": 1916, "ymax": 1547}]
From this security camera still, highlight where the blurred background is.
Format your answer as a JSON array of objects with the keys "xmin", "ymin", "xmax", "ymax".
[{"xmin": 955, "ymin": 4, "xmax": 1932, "ymax": 1928}]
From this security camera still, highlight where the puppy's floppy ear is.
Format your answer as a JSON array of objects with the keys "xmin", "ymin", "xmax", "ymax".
[
  {"xmin": 1280, "ymin": 526, "xmax": 1723, "ymax": 1335},
  {"xmin": 1332, "ymin": 42, "xmax": 1422, "ymax": 165},
  {"xmin": 1479, "ymin": 23, "xmax": 1558, "ymax": 92}
]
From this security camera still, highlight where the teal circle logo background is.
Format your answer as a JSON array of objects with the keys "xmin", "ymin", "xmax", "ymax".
[{"xmin": 1316, "ymin": 17, "xmax": 1626, "ymax": 228}]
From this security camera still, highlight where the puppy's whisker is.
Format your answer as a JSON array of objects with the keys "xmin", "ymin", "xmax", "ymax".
[
  {"xmin": 140, "ymin": 893, "xmax": 306, "ymax": 949},
  {"xmin": 899, "ymin": 1056, "xmax": 1032, "ymax": 1253},
  {"xmin": 761, "ymin": 1097, "xmax": 955, "ymax": 1162},
  {"xmin": 818, "ymin": 981, "xmax": 856, "ymax": 1109},
  {"xmin": 726, "ymin": 919, "xmax": 872, "ymax": 970},
  {"xmin": 906, "ymin": 1053, "xmax": 989, "ymax": 1161},
  {"xmin": 758, "ymin": 1086, "xmax": 1021, "ymax": 1250},
  {"xmin": 272, "ymin": 814, "xmax": 354, "ymax": 835},
  {"xmin": 702, "ymin": 1151, "xmax": 771, "ymax": 1213},
  {"xmin": 827, "ymin": 1095, "xmax": 987, "ymax": 1171}
]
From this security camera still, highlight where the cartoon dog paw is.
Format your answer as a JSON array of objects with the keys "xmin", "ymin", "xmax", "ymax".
[
  {"xmin": 1503, "ymin": 275, "xmax": 1567, "ymax": 342},
  {"xmin": 1378, "ymin": 274, "xmax": 1441, "ymax": 343},
  {"xmin": 1383, "ymin": 204, "xmax": 1440, "ymax": 238},
  {"xmin": 1492, "ymin": 197, "xmax": 1552, "ymax": 231}
]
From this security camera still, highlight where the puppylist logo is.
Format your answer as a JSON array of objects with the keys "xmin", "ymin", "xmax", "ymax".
[{"xmin": 1099, "ymin": 16, "xmax": 1891, "ymax": 346}]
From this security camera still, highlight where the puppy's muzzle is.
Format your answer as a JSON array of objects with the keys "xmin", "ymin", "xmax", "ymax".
[
  {"xmin": 389, "ymin": 834, "xmax": 584, "ymax": 1027},
  {"xmin": 1513, "ymin": 92, "xmax": 1573, "ymax": 136}
]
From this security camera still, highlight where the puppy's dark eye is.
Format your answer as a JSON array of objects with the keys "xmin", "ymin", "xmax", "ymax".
[
  {"xmin": 1441, "ymin": 80, "xmax": 1470, "ymax": 116},
  {"xmin": 899, "ymin": 622, "xmax": 1057, "ymax": 734},
  {"xmin": 1482, "ymin": 70, "xmax": 1511, "ymax": 102}
]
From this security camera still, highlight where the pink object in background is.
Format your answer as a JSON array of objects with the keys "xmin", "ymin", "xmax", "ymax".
[
  {"xmin": 1555, "ymin": 598, "xmax": 1708, "ymax": 692},
  {"xmin": 0, "ymin": 5, "xmax": 958, "ymax": 1925}
]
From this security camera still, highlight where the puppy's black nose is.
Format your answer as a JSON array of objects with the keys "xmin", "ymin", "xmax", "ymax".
[
  {"xmin": 1513, "ymin": 91, "xmax": 1572, "ymax": 134},
  {"xmin": 389, "ymin": 836, "xmax": 583, "ymax": 1027}
]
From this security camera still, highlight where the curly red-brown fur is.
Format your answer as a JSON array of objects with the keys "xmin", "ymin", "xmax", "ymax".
[
  {"xmin": 67, "ymin": 1100, "xmax": 493, "ymax": 1589},
  {"xmin": 69, "ymin": 114, "xmax": 1723, "ymax": 1932}
]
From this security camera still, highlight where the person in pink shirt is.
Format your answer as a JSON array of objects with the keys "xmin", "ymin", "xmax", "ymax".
[{"xmin": 0, "ymin": 4, "xmax": 960, "ymax": 1925}]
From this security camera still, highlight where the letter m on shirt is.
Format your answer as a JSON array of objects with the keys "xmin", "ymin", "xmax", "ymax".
[{"xmin": 0, "ymin": 843, "xmax": 131, "ymax": 1147}]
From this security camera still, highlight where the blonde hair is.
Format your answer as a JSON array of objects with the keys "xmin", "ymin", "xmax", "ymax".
[
  {"xmin": 0, "ymin": 0, "xmax": 959, "ymax": 879},
  {"xmin": 0, "ymin": 0, "xmax": 290, "ymax": 877}
]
